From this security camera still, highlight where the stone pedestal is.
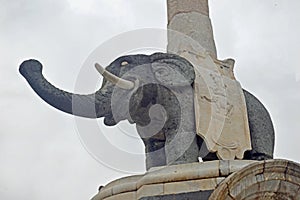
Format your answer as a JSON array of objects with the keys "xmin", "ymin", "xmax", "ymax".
[
  {"xmin": 91, "ymin": 160, "xmax": 254, "ymax": 200},
  {"xmin": 210, "ymin": 159, "xmax": 300, "ymax": 199},
  {"xmin": 91, "ymin": 160, "xmax": 300, "ymax": 200}
]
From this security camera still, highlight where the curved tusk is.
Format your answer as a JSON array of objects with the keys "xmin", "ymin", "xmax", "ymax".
[{"xmin": 95, "ymin": 63, "xmax": 135, "ymax": 90}]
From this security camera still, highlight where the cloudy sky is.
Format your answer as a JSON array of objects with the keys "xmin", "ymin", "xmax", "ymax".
[{"xmin": 1, "ymin": 0, "xmax": 300, "ymax": 199}]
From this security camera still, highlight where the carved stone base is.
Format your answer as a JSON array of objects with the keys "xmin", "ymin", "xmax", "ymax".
[
  {"xmin": 91, "ymin": 160, "xmax": 300, "ymax": 199},
  {"xmin": 210, "ymin": 159, "xmax": 300, "ymax": 199},
  {"xmin": 91, "ymin": 160, "xmax": 257, "ymax": 200}
]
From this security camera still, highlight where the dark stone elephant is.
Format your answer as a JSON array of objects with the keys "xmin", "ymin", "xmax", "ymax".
[{"xmin": 19, "ymin": 53, "xmax": 274, "ymax": 170}]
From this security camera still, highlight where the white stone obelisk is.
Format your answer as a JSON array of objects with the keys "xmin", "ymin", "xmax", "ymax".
[
  {"xmin": 167, "ymin": 0, "xmax": 217, "ymax": 58},
  {"xmin": 167, "ymin": 0, "xmax": 252, "ymax": 160}
]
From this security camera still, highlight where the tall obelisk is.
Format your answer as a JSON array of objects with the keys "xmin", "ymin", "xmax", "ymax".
[
  {"xmin": 167, "ymin": 0, "xmax": 252, "ymax": 160},
  {"xmin": 167, "ymin": 0, "xmax": 217, "ymax": 58}
]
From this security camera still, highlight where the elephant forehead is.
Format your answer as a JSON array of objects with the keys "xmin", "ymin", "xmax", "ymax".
[
  {"xmin": 151, "ymin": 62, "xmax": 192, "ymax": 86},
  {"xmin": 119, "ymin": 63, "xmax": 157, "ymax": 83},
  {"xmin": 113, "ymin": 54, "xmax": 151, "ymax": 67}
]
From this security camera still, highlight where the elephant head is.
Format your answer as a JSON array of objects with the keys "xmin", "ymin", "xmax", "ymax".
[
  {"xmin": 19, "ymin": 53, "xmax": 201, "ymax": 169},
  {"xmin": 19, "ymin": 53, "xmax": 194, "ymax": 125}
]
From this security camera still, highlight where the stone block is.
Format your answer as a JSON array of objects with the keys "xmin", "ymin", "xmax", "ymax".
[
  {"xmin": 219, "ymin": 160, "xmax": 230, "ymax": 176},
  {"xmin": 277, "ymin": 180, "xmax": 300, "ymax": 196},
  {"xmin": 92, "ymin": 187, "xmax": 112, "ymax": 200},
  {"xmin": 104, "ymin": 191, "xmax": 136, "ymax": 200},
  {"xmin": 105, "ymin": 175, "xmax": 142, "ymax": 189},
  {"xmin": 229, "ymin": 175, "xmax": 258, "ymax": 198},
  {"xmin": 286, "ymin": 160, "xmax": 300, "ymax": 177},
  {"xmin": 229, "ymin": 160, "xmax": 257, "ymax": 174},
  {"xmin": 286, "ymin": 174, "xmax": 300, "ymax": 184},
  {"xmin": 234, "ymin": 181, "xmax": 259, "ymax": 199},
  {"xmin": 216, "ymin": 177, "xmax": 225, "ymax": 185},
  {"xmin": 137, "ymin": 184, "xmax": 164, "ymax": 199},
  {"xmin": 263, "ymin": 172, "xmax": 285, "ymax": 181},
  {"xmin": 259, "ymin": 180, "xmax": 281, "ymax": 192},
  {"xmin": 209, "ymin": 160, "xmax": 300, "ymax": 200},
  {"xmin": 167, "ymin": 0, "xmax": 209, "ymax": 22},
  {"xmin": 168, "ymin": 12, "xmax": 217, "ymax": 58},
  {"xmin": 137, "ymin": 161, "xmax": 220, "ymax": 188},
  {"xmin": 164, "ymin": 178, "xmax": 217, "ymax": 194},
  {"xmin": 139, "ymin": 190, "xmax": 213, "ymax": 200},
  {"xmin": 112, "ymin": 181, "xmax": 137, "ymax": 195}
]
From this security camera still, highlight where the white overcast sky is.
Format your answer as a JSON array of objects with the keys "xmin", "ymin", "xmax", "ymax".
[{"xmin": 1, "ymin": 0, "xmax": 300, "ymax": 199}]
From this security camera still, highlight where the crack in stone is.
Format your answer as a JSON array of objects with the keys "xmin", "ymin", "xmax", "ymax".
[{"xmin": 226, "ymin": 182, "xmax": 235, "ymax": 200}]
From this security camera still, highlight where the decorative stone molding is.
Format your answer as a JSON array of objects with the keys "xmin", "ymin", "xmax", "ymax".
[
  {"xmin": 209, "ymin": 159, "xmax": 300, "ymax": 199},
  {"xmin": 92, "ymin": 160, "xmax": 300, "ymax": 199},
  {"xmin": 91, "ymin": 160, "xmax": 257, "ymax": 200}
]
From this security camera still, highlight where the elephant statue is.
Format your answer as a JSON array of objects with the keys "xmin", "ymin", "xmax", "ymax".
[{"xmin": 19, "ymin": 53, "xmax": 274, "ymax": 170}]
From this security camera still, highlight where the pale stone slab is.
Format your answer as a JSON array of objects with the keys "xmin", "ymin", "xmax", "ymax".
[
  {"xmin": 91, "ymin": 187, "xmax": 112, "ymax": 200},
  {"xmin": 168, "ymin": 8, "xmax": 252, "ymax": 159},
  {"xmin": 137, "ymin": 161, "xmax": 220, "ymax": 188},
  {"xmin": 263, "ymin": 172, "xmax": 286, "ymax": 181},
  {"xmin": 191, "ymin": 54, "xmax": 251, "ymax": 160},
  {"xmin": 103, "ymin": 191, "xmax": 136, "ymax": 200},
  {"xmin": 164, "ymin": 178, "xmax": 217, "ymax": 194},
  {"xmin": 229, "ymin": 175, "xmax": 258, "ymax": 198},
  {"xmin": 167, "ymin": 0, "xmax": 209, "ymax": 22},
  {"xmin": 277, "ymin": 181, "xmax": 300, "ymax": 196},
  {"xmin": 92, "ymin": 161, "xmax": 259, "ymax": 200},
  {"xmin": 112, "ymin": 181, "xmax": 137, "ymax": 195},
  {"xmin": 233, "ymin": 181, "xmax": 269, "ymax": 199},
  {"xmin": 168, "ymin": 12, "xmax": 217, "ymax": 58},
  {"xmin": 216, "ymin": 177, "xmax": 225, "ymax": 185},
  {"xmin": 228, "ymin": 160, "xmax": 257, "ymax": 174},
  {"xmin": 259, "ymin": 180, "xmax": 281, "ymax": 193},
  {"xmin": 97, "ymin": 175, "xmax": 141, "ymax": 199},
  {"xmin": 219, "ymin": 160, "xmax": 230, "ymax": 176},
  {"xmin": 137, "ymin": 184, "xmax": 164, "ymax": 199},
  {"xmin": 286, "ymin": 174, "xmax": 300, "ymax": 185},
  {"xmin": 92, "ymin": 187, "xmax": 113, "ymax": 200},
  {"xmin": 104, "ymin": 175, "xmax": 142, "ymax": 189}
]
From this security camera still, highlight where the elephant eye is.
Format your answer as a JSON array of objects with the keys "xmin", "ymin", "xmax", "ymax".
[
  {"xmin": 155, "ymin": 68, "xmax": 168, "ymax": 76},
  {"xmin": 121, "ymin": 61, "xmax": 129, "ymax": 66}
]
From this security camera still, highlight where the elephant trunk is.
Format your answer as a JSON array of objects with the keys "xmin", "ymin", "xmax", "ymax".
[{"xmin": 19, "ymin": 59, "xmax": 108, "ymax": 119}]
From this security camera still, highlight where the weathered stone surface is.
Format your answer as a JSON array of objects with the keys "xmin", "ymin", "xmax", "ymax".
[
  {"xmin": 219, "ymin": 160, "xmax": 230, "ymax": 176},
  {"xmin": 168, "ymin": 12, "xmax": 217, "ymax": 58},
  {"xmin": 139, "ymin": 190, "xmax": 213, "ymax": 200},
  {"xmin": 137, "ymin": 161, "xmax": 220, "ymax": 188},
  {"xmin": 137, "ymin": 184, "xmax": 164, "ymax": 199},
  {"xmin": 164, "ymin": 178, "xmax": 217, "ymax": 194},
  {"xmin": 104, "ymin": 191, "xmax": 136, "ymax": 200},
  {"xmin": 92, "ymin": 161, "xmax": 257, "ymax": 200},
  {"xmin": 277, "ymin": 180, "xmax": 300, "ymax": 197},
  {"xmin": 228, "ymin": 160, "xmax": 256, "ymax": 174},
  {"xmin": 209, "ymin": 160, "xmax": 300, "ymax": 200},
  {"xmin": 243, "ymin": 90, "xmax": 275, "ymax": 160},
  {"xmin": 112, "ymin": 181, "xmax": 137, "ymax": 196},
  {"xmin": 92, "ymin": 175, "xmax": 141, "ymax": 199},
  {"xmin": 167, "ymin": 0, "xmax": 209, "ymax": 22},
  {"xmin": 189, "ymin": 54, "xmax": 252, "ymax": 160},
  {"xmin": 92, "ymin": 187, "xmax": 112, "ymax": 200},
  {"xmin": 216, "ymin": 177, "xmax": 225, "ymax": 185}
]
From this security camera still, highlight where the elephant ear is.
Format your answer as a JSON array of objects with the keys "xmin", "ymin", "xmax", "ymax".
[{"xmin": 150, "ymin": 53, "xmax": 195, "ymax": 87}]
